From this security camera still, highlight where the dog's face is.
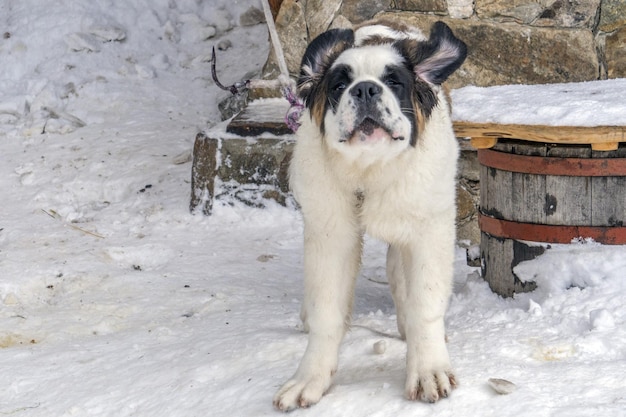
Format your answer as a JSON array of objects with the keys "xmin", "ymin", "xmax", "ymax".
[
  {"xmin": 297, "ymin": 21, "xmax": 467, "ymax": 164},
  {"xmin": 325, "ymin": 46, "xmax": 416, "ymax": 146}
]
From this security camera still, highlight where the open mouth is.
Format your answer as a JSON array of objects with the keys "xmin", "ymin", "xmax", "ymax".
[
  {"xmin": 359, "ymin": 117, "xmax": 380, "ymax": 136},
  {"xmin": 345, "ymin": 117, "xmax": 405, "ymax": 143}
]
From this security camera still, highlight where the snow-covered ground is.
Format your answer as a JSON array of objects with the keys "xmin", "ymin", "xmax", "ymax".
[{"xmin": 1, "ymin": 1, "xmax": 625, "ymax": 416}]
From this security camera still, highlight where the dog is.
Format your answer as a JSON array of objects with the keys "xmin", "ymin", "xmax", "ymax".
[{"xmin": 273, "ymin": 20, "xmax": 467, "ymax": 412}]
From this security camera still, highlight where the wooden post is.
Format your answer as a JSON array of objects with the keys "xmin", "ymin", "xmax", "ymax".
[{"xmin": 268, "ymin": 0, "xmax": 283, "ymax": 20}]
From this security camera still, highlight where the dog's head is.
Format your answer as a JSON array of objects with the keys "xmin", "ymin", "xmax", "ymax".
[{"xmin": 297, "ymin": 21, "xmax": 466, "ymax": 162}]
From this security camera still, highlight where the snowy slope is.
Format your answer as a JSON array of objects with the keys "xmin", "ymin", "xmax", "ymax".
[{"xmin": 1, "ymin": 1, "xmax": 625, "ymax": 416}]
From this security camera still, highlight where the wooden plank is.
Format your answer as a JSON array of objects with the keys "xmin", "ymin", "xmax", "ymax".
[
  {"xmin": 591, "ymin": 176, "xmax": 626, "ymax": 227},
  {"xmin": 226, "ymin": 99, "xmax": 292, "ymax": 136},
  {"xmin": 227, "ymin": 116, "xmax": 292, "ymax": 136},
  {"xmin": 480, "ymin": 160, "xmax": 514, "ymax": 221},
  {"xmin": 545, "ymin": 145, "xmax": 592, "ymax": 226},
  {"xmin": 470, "ymin": 137, "xmax": 498, "ymax": 149},
  {"xmin": 508, "ymin": 142, "xmax": 546, "ymax": 224},
  {"xmin": 591, "ymin": 144, "xmax": 626, "ymax": 227},
  {"xmin": 454, "ymin": 121, "xmax": 626, "ymax": 148},
  {"xmin": 480, "ymin": 232, "xmax": 515, "ymax": 297},
  {"xmin": 479, "ymin": 232, "xmax": 538, "ymax": 298},
  {"xmin": 591, "ymin": 142, "xmax": 619, "ymax": 151}
]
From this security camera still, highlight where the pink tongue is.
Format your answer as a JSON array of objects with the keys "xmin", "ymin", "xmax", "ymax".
[
  {"xmin": 353, "ymin": 118, "xmax": 390, "ymax": 142},
  {"xmin": 356, "ymin": 127, "xmax": 388, "ymax": 142}
]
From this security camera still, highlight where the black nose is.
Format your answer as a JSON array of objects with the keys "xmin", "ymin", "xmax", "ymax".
[{"xmin": 349, "ymin": 81, "xmax": 382, "ymax": 103}]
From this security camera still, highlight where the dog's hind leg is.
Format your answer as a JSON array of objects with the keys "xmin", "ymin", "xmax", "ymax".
[{"xmin": 387, "ymin": 244, "xmax": 407, "ymax": 340}]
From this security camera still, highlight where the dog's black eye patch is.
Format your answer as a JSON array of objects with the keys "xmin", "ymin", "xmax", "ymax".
[
  {"xmin": 382, "ymin": 64, "xmax": 417, "ymax": 144},
  {"xmin": 382, "ymin": 65, "xmax": 413, "ymax": 96},
  {"xmin": 326, "ymin": 64, "xmax": 353, "ymax": 112}
]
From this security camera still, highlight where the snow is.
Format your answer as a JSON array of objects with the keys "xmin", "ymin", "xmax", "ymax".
[
  {"xmin": 452, "ymin": 79, "xmax": 626, "ymax": 127},
  {"xmin": 1, "ymin": 1, "xmax": 625, "ymax": 416}
]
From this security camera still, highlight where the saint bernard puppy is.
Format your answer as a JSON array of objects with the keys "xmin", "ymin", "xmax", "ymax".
[{"xmin": 274, "ymin": 20, "xmax": 467, "ymax": 411}]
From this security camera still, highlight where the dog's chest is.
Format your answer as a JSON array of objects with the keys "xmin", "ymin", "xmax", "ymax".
[
  {"xmin": 352, "ymin": 179, "xmax": 419, "ymax": 241},
  {"xmin": 346, "ymin": 156, "xmax": 451, "ymax": 242}
]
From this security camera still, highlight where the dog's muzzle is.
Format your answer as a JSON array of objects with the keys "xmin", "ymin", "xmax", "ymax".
[{"xmin": 346, "ymin": 81, "xmax": 405, "ymax": 143}]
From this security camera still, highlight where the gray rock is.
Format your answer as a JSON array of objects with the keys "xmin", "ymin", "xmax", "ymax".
[
  {"xmin": 307, "ymin": 0, "xmax": 343, "ymax": 40},
  {"xmin": 376, "ymin": 12, "xmax": 599, "ymax": 87},
  {"xmin": 484, "ymin": 3, "xmax": 544, "ymax": 24},
  {"xmin": 488, "ymin": 378, "xmax": 517, "ymax": 395},
  {"xmin": 264, "ymin": 0, "xmax": 308, "ymax": 77},
  {"xmin": 598, "ymin": 0, "xmax": 626, "ymax": 32},
  {"xmin": 534, "ymin": 0, "xmax": 601, "ymax": 28},
  {"xmin": 217, "ymin": 91, "xmax": 249, "ymax": 121},
  {"xmin": 606, "ymin": 27, "xmax": 626, "ymax": 79},
  {"xmin": 239, "ymin": 6, "xmax": 266, "ymax": 27},
  {"xmin": 393, "ymin": 0, "xmax": 446, "ymax": 13},
  {"xmin": 329, "ymin": 14, "xmax": 354, "ymax": 30},
  {"xmin": 217, "ymin": 39, "xmax": 232, "ymax": 51},
  {"xmin": 476, "ymin": 0, "xmax": 601, "ymax": 28},
  {"xmin": 448, "ymin": 0, "xmax": 475, "ymax": 19},
  {"xmin": 340, "ymin": 0, "xmax": 392, "ymax": 24}
]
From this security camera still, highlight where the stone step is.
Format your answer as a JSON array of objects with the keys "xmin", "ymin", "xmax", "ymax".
[{"xmin": 190, "ymin": 99, "xmax": 294, "ymax": 215}]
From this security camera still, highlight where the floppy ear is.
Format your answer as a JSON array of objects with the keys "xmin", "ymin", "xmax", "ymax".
[
  {"xmin": 413, "ymin": 22, "xmax": 467, "ymax": 85},
  {"xmin": 297, "ymin": 28, "xmax": 354, "ymax": 105}
]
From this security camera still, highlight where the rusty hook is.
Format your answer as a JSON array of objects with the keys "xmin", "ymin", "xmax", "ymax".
[{"xmin": 210, "ymin": 47, "xmax": 250, "ymax": 95}]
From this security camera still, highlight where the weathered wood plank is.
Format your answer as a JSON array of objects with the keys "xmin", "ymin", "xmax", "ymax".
[
  {"xmin": 591, "ymin": 142, "xmax": 619, "ymax": 151},
  {"xmin": 508, "ymin": 142, "xmax": 547, "ymax": 224},
  {"xmin": 480, "ymin": 232, "xmax": 539, "ymax": 298},
  {"xmin": 226, "ymin": 99, "xmax": 292, "ymax": 136},
  {"xmin": 455, "ymin": 121, "xmax": 626, "ymax": 149},
  {"xmin": 470, "ymin": 137, "xmax": 498, "ymax": 149},
  {"xmin": 591, "ymin": 176, "xmax": 626, "ymax": 226},
  {"xmin": 480, "ymin": 163, "xmax": 513, "ymax": 220},
  {"xmin": 545, "ymin": 145, "xmax": 592, "ymax": 226},
  {"xmin": 591, "ymin": 144, "xmax": 626, "ymax": 227}
]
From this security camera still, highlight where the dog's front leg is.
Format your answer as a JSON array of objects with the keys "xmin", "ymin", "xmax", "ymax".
[
  {"xmin": 274, "ymin": 217, "xmax": 361, "ymax": 411},
  {"xmin": 400, "ymin": 220, "xmax": 456, "ymax": 403}
]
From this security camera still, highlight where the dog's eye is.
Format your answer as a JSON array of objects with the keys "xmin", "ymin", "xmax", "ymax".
[
  {"xmin": 384, "ymin": 77, "xmax": 401, "ymax": 88},
  {"xmin": 333, "ymin": 82, "xmax": 347, "ymax": 92}
]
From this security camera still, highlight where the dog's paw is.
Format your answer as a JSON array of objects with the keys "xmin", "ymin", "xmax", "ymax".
[
  {"xmin": 273, "ymin": 373, "xmax": 332, "ymax": 412},
  {"xmin": 405, "ymin": 368, "xmax": 457, "ymax": 403}
]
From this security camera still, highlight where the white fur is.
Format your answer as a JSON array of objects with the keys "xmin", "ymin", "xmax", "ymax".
[
  {"xmin": 354, "ymin": 24, "xmax": 427, "ymax": 45},
  {"xmin": 273, "ymin": 56, "xmax": 459, "ymax": 412}
]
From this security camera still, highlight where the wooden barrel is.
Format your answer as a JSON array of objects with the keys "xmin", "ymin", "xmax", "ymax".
[{"xmin": 478, "ymin": 140, "xmax": 626, "ymax": 297}]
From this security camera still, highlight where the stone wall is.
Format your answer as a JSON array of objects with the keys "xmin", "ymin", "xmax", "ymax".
[{"xmin": 264, "ymin": 0, "xmax": 626, "ymax": 88}]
